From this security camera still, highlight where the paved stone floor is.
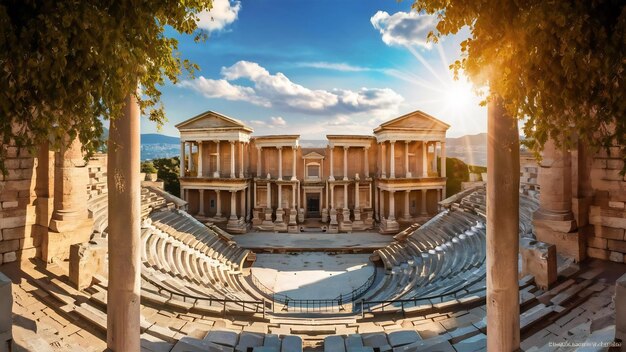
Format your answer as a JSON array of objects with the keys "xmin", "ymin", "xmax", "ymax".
[
  {"xmin": 251, "ymin": 253, "xmax": 375, "ymax": 299},
  {"xmin": 233, "ymin": 231, "xmax": 394, "ymax": 250}
]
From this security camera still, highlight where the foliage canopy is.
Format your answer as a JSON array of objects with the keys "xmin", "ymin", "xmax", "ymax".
[
  {"xmin": 0, "ymin": 0, "xmax": 213, "ymax": 170},
  {"xmin": 413, "ymin": 0, "xmax": 626, "ymax": 159}
]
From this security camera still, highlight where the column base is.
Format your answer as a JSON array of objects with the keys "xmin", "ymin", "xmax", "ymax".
[
  {"xmin": 288, "ymin": 209, "xmax": 297, "ymax": 226},
  {"xmin": 43, "ymin": 218, "xmax": 94, "ymax": 264},
  {"xmin": 69, "ymin": 239, "xmax": 107, "ymax": 290},
  {"xmin": 226, "ymin": 219, "xmax": 248, "ymax": 234},
  {"xmin": 252, "ymin": 208, "xmax": 263, "ymax": 226},
  {"xmin": 339, "ymin": 208, "xmax": 352, "ymax": 233},
  {"xmin": 520, "ymin": 237, "xmax": 557, "ymax": 290},
  {"xmin": 533, "ymin": 219, "xmax": 585, "ymax": 262},
  {"xmin": 298, "ymin": 208, "xmax": 305, "ymax": 223},
  {"xmin": 352, "ymin": 208, "xmax": 366, "ymax": 230},
  {"xmin": 379, "ymin": 218, "xmax": 399, "ymax": 234},
  {"xmin": 328, "ymin": 208, "xmax": 339, "ymax": 233},
  {"xmin": 321, "ymin": 208, "xmax": 329, "ymax": 223},
  {"xmin": 273, "ymin": 209, "xmax": 287, "ymax": 232},
  {"xmin": 364, "ymin": 209, "xmax": 374, "ymax": 226}
]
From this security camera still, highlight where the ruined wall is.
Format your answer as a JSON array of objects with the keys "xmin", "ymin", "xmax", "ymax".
[
  {"xmin": 0, "ymin": 145, "xmax": 53, "ymax": 265},
  {"xmin": 585, "ymin": 146, "xmax": 626, "ymax": 263},
  {"xmin": 87, "ymin": 153, "xmax": 107, "ymax": 199}
]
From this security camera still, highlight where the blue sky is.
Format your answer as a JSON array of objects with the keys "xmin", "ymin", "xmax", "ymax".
[{"xmin": 146, "ymin": 0, "xmax": 487, "ymax": 138}]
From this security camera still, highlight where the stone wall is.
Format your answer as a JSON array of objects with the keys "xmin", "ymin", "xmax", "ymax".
[
  {"xmin": 87, "ymin": 153, "xmax": 107, "ymax": 199},
  {"xmin": 0, "ymin": 145, "xmax": 53, "ymax": 265},
  {"xmin": 586, "ymin": 146, "xmax": 626, "ymax": 263},
  {"xmin": 520, "ymin": 151, "xmax": 539, "ymax": 199}
]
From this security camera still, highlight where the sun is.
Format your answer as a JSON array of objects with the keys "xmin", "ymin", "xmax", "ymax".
[{"xmin": 444, "ymin": 77, "xmax": 475, "ymax": 114}]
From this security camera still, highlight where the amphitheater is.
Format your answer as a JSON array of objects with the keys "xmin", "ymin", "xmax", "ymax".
[{"xmin": 1, "ymin": 131, "xmax": 626, "ymax": 352}]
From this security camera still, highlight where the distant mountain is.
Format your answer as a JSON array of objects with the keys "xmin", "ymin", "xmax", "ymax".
[
  {"xmin": 446, "ymin": 133, "xmax": 487, "ymax": 148},
  {"xmin": 445, "ymin": 133, "xmax": 487, "ymax": 167},
  {"xmin": 141, "ymin": 133, "xmax": 180, "ymax": 144}
]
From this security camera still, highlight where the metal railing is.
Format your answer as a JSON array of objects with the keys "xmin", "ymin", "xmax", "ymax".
[
  {"xmin": 249, "ymin": 269, "xmax": 377, "ymax": 313},
  {"xmin": 142, "ymin": 274, "xmax": 268, "ymax": 318}
]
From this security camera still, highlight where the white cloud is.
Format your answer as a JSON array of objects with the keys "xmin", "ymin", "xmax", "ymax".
[
  {"xmin": 370, "ymin": 11, "xmax": 437, "ymax": 48},
  {"xmin": 196, "ymin": 0, "xmax": 241, "ymax": 32},
  {"xmin": 181, "ymin": 60, "xmax": 404, "ymax": 116},
  {"xmin": 297, "ymin": 62, "xmax": 371, "ymax": 72},
  {"xmin": 270, "ymin": 116, "xmax": 286, "ymax": 126}
]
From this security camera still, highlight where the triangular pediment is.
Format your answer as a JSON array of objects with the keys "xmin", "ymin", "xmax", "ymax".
[
  {"xmin": 377, "ymin": 110, "xmax": 450, "ymax": 131},
  {"xmin": 176, "ymin": 110, "xmax": 251, "ymax": 131},
  {"xmin": 303, "ymin": 151, "xmax": 325, "ymax": 159}
]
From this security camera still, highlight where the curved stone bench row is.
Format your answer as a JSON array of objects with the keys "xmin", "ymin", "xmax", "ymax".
[
  {"xmin": 140, "ymin": 224, "xmax": 254, "ymax": 305},
  {"xmin": 148, "ymin": 209, "xmax": 249, "ymax": 272},
  {"xmin": 172, "ymin": 330, "xmax": 303, "ymax": 352}
]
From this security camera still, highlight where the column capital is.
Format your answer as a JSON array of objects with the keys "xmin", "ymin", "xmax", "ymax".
[
  {"xmin": 404, "ymin": 140, "xmax": 410, "ymax": 144},
  {"xmin": 215, "ymin": 189, "xmax": 220, "ymax": 194},
  {"xmin": 405, "ymin": 190, "xmax": 410, "ymax": 193},
  {"xmin": 364, "ymin": 145, "xmax": 370, "ymax": 150},
  {"xmin": 292, "ymin": 145, "xmax": 297, "ymax": 150},
  {"xmin": 343, "ymin": 146, "xmax": 349, "ymax": 150},
  {"xmin": 256, "ymin": 145, "xmax": 262, "ymax": 150},
  {"xmin": 390, "ymin": 140, "xmax": 396, "ymax": 144},
  {"xmin": 277, "ymin": 146, "xmax": 282, "ymax": 150},
  {"xmin": 229, "ymin": 140, "xmax": 235, "ymax": 144}
]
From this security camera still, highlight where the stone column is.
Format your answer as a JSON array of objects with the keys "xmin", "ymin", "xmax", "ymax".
[
  {"xmin": 292, "ymin": 184, "xmax": 297, "ymax": 209},
  {"xmin": 239, "ymin": 142, "xmax": 245, "ymax": 178},
  {"xmin": 266, "ymin": 184, "xmax": 271, "ymax": 209},
  {"xmin": 432, "ymin": 142, "xmax": 438, "ymax": 174},
  {"xmin": 368, "ymin": 183, "xmax": 372, "ymax": 209},
  {"xmin": 381, "ymin": 143, "xmax": 387, "ymax": 178},
  {"xmin": 355, "ymin": 182, "xmax": 360, "ymax": 209},
  {"xmin": 240, "ymin": 190, "xmax": 245, "ymax": 219},
  {"xmin": 216, "ymin": 190, "xmax": 222, "ymax": 217},
  {"xmin": 422, "ymin": 141, "xmax": 428, "ymax": 177},
  {"xmin": 343, "ymin": 146, "xmax": 349, "ymax": 181},
  {"xmin": 198, "ymin": 141, "xmax": 204, "ymax": 177},
  {"xmin": 329, "ymin": 146, "xmax": 335, "ymax": 181},
  {"xmin": 364, "ymin": 146, "xmax": 370, "ymax": 177},
  {"xmin": 107, "ymin": 93, "xmax": 141, "ymax": 352},
  {"xmin": 380, "ymin": 189, "xmax": 385, "ymax": 220},
  {"xmin": 441, "ymin": 141, "xmax": 446, "ymax": 178},
  {"xmin": 389, "ymin": 141, "xmax": 396, "ymax": 179},
  {"xmin": 256, "ymin": 146, "xmax": 262, "ymax": 177},
  {"xmin": 421, "ymin": 189, "xmax": 428, "ymax": 215},
  {"xmin": 198, "ymin": 189, "xmax": 205, "ymax": 216},
  {"xmin": 277, "ymin": 184, "xmax": 283, "ymax": 208},
  {"xmin": 278, "ymin": 147, "xmax": 283, "ymax": 180},
  {"xmin": 229, "ymin": 191, "xmax": 237, "ymax": 220},
  {"xmin": 214, "ymin": 141, "xmax": 221, "ymax": 178},
  {"xmin": 486, "ymin": 98, "xmax": 520, "ymax": 352},
  {"xmin": 343, "ymin": 184, "xmax": 348, "ymax": 208},
  {"xmin": 330, "ymin": 184, "xmax": 334, "ymax": 209},
  {"xmin": 405, "ymin": 141, "xmax": 411, "ymax": 178},
  {"xmin": 533, "ymin": 139, "xmax": 581, "ymax": 260},
  {"xmin": 403, "ymin": 190, "xmax": 410, "ymax": 219},
  {"xmin": 230, "ymin": 141, "xmax": 236, "ymax": 178},
  {"xmin": 388, "ymin": 190, "xmax": 396, "ymax": 220},
  {"xmin": 180, "ymin": 142, "xmax": 186, "ymax": 177},
  {"xmin": 188, "ymin": 142, "xmax": 194, "ymax": 173},
  {"xmin": 374, "ymin": 186, "xmax": 379, "ymax": 220},
  {"xmin": 291, "ymin": 146, "xmax": 297, "ymax": 180},
  {"xmin": 246, "ymin": 186, "xmax": 251, "ymax": 221}
]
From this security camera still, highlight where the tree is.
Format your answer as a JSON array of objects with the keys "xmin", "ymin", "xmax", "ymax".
[
  {"xmin": 412, "ymin": 0, "xmax": 626, "ymax": 160},
  {"xmin": 0, "ymin": 1, "xmax": 212, "ymax": 169},
  {"xmin": 152, "ymin": 157, "xmax": 181, "ymax": 197},
  {"xmin": 410, "ymin": 1, "xmax": 625, "ymax": 350}
]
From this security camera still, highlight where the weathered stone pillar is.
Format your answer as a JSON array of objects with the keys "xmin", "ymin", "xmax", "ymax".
[
  {"xmin": 45, "ymin": 133, "xmax": 92, "ymax": 263},
  {"xmin": 292, "ymin": 184, "xmax": 297, "ymax": 209},
  {"xmin": 405, "ymin": 141, "xmax": 411, "ymax": 178},
  {"xmin": 422, "ymin": 141, "xmax": 428, "ymax": 177},
  {"xmin": 239, "ymin": 142, "xmax": 245, "ymax": 178},
  {"xmin": 215, "ymin": 190, "xmax": 222, "ymax": 217},
  {"xmin": 388, "ymin": 190, "xmax": 396, "ymax": 220},
  {"xmin": 329, "ymin": 146, "xmax": 335, "ymax": 181},
  {"xmin": 291, "ymin": 146, "xmax": 297, "ymax": 180},
  {"xmin": 403, "ymin": 190, "xmax": 410, "ymax": 220},
  {"xmin": 266, "ymin": 184, "xmax": 271, "ymax": 209},
  {"xmin": 374, "ymin": 185, "xmax": 379, "ymax": 221},
  {"xmin": 277, "ymin": 184, "xmax": 282, "ymax": 209},
  {"xmin": 197, "ymin": 141, "xmax": 203, "ymax": 177},
  {"xmin": 381, "ymin": 142, "xmax": 387, "ymax": 178},
  {"xmin": 354, "ymin": 182, "xmax": 360, "ymax": 209},
  {"xmin": 240, "ymin": 190, "xmax": 245, "ymax": 219},
  {"xmin": 180, "ymin": 142, "xmax": 186, "ymax": 177},
  {"xmin": 380, "ymin": 189, "xmax": 385, "ymax": 220},
  {"xmin": 198, "ymin": 189, "xmax": 205, "ymax": 216},
  {"xmin": 214, "ymin": 141, "xmax": 221, "ymax": 178},
  {"xmin": 441, "ymin": 141, "xmax": 446, "ymax": 178},
  {"xmin": 246, "ymin": 186, "xmax": 252, "ymax": 221},
  {"xmin": 364, "ymin": 146, "xmax": 369, "ymax": 177},
  {"xmin": 188, "ymin": 142, "xmax": 194, "ymax": 173},
  {"xmin": 343, "ymin": 184, "xmax": 348, "ymax": 209},
  {"xmin": 107, "ymin": 93, "xmax": 141, "ymax": 352},
  {"xmin": 330, "ymin": 184, "xmax": 334, "ymax": 209},
  {"xmin": 486, "ymin": 97, "xmax": 520, "ymax": 352},
  {"xmin": 229, "ymin": 191, "xmax": 237, "ymax": 220},
  {"xmin": 277, "ymin": 147, "xmax": 283, "ymax": 180},
  {"xmin": 230, "ymin": 141, "xmax": 236, "ymax": 178},
  {"xmin": 533, "ymin": 139, "xmax": 582, "ymax": 261},
  {"xmin": 256, "ymin": 146, "xmax": 262, "ymax": 177},
  {"xmin": 389, "ymin": 141, "xmax": 396, "ymax": 179},
  {"xmin": 421, "ymin": 189, "xmax": 428, "ymax": 215},
  {"xmin": 343, "ymin": 146, "xmax": 349, "ymax": 181}
]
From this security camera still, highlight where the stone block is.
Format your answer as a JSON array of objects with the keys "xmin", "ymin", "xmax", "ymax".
[
  {"xmin": 594, "ymin": 225, "xmax": 625, "ymax": 240},
  {"xmin": 608, "ymin": 240, "xmax": 626, "ymax": 253},
  {"xmin": 281, "ymin": 335, "xmax": 302, "ymax": 352},
  {"xmin": 609, "ymin": 251, "xmax": 625, "ymax": 263},
  {"xmin": 609, "ymin": 201, "xmax": 626, "ymax": 209},
  {"xmin": 586, "ymin": 236, "xmax": 607, "ymax": 249},
  {"xmin": 69, "ymin": 241, "xmax": 107, "ymax": 290},
  {"xmin": 520, "ymin": 238, "xmax": 557, "ymax": 290},
  {"xmin": 1, "ymin": 201, "xmax": 18, "ymax": 209},
  {"xmin": 587, "ymin": 247, "xmax": 609, "ymax": 260},
  {"xmin": 387, "ymin": 330, "xmax": 421, "ymax": 347},
  {"xmin": 204, "ymin": 329, "xmax": 239, "ymax": 348},
  {"xmin": 0, "ymin": 271, "xmax": 12, "ymax": 351},
  {"xmin": 324, "ymin": 335, "xmax": 346, "ymax": 352},
  {"xmin": 42, "ymin": 219, "xmax": 93, "ymax": 263},
  {"xmin": 0, "ymin": 240, "xmax": 19, "ymax": 254},
  {"xmin": 534, "ymin": 225, "xmax": 586, "ymax": 262},
  {"xmin": 616, "ymin": 273, "xmax": 626, "ymax": 343},
  {"xmin": 2, "ymin": 252, "xmax": 15, "ymax": 263}
]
